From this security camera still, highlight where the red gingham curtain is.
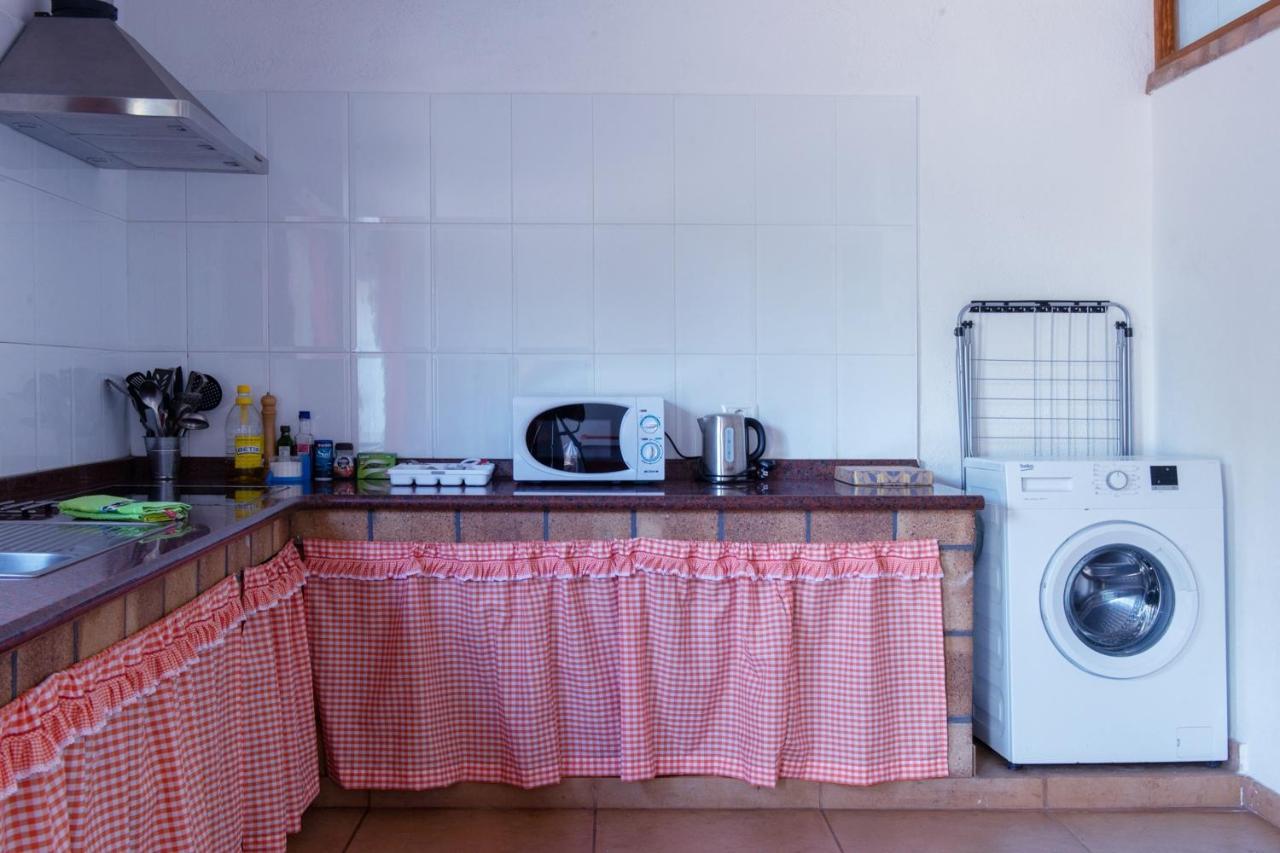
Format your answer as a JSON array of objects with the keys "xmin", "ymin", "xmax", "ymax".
[
  {"xmin": 303, "ymin": 537, "xmax": 948, "ymax": 790},
  {"xmin": 0, "ymin": 577, "xmax": 247, "ymax": 852},
  {"xmin": 0, "ymin": 546, "xmax": 320, "ymax": 853},
  {"xmin": 240, "ymin": 544, "xmax": 320, "ymax": 852}
]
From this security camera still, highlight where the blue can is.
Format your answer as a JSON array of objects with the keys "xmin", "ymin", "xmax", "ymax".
[{"xmin": 314, "ymin": 439, "xmax": 335, "ymax": 481}]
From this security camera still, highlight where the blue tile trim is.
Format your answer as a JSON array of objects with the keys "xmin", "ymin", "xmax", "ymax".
[
  {"xmin": 804, "ymin": 511, "xmax": 812, "ymax": 543},
  {"xmin": 891, "ymin": 510, "xmax": 899, "ymax": 539},
  {"xmin": 716, "ymin": 510, "xmax": 725, "ymax": 541},
  {"xmin": 940, "ymin": 543, "xmax": 975, "ymax": 552},
  {"xmin": 453, "ymin": 510, "xmax": 462, "ymax": 543},
  {"xmin": 366, "ymin": 510, "xmax": 374, "ymax": 541},
  {"xmin": 629, "ymin": 510, "xmax": 637, "ymax": 538},
  {"xmin": 943, "ymin": 629, "xmax": 975, "ymax": 637},
  {"xmin": 947, "ymin": 715, "xmax": 973, "ymax": 724},
  {"xmin": 542, "ymin": 510, "xmax": 550, "ymax": 541}
]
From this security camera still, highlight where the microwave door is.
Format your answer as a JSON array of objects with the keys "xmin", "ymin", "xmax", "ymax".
[{"xmin": 524, "ymin": 402, "xmax": 630, "ymax": 477}]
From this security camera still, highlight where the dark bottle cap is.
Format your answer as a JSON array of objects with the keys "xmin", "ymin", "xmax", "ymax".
[{"xmin": 336, "ymin": 442, "xmax": 354, "ymax": 451}]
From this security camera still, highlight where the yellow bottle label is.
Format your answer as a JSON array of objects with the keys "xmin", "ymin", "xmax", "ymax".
[{"xmin": 234, "ymin": 435, "xmax": 264, "ymax": 469}]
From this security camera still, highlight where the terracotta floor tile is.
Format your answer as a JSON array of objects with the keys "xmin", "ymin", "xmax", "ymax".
[
  {"xmin": 287, "ymin": 808, "xmax": 366, "ymax": 852},
  {"xmin": 825, "ymin": 810, "xmax": 1088, "ymax": 853},
  {"xmin": 346, "ymin": 808, "xmax": 593, "ymax": 853},
  {"xmin": 1053, "ymin": 809, "xmax": 1280, "ymax": 853},
  {"xmin": 595, "ymin": 809, "xmax": 839, "ymax": 853}
]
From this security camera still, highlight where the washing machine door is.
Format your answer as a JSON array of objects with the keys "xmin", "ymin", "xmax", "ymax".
[{"xmin": 1040, "ymin": 521, "xmax": 1198, "ymax": 679}]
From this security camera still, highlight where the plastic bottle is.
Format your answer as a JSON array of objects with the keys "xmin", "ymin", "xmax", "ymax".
[
  {"xmin": 295, "ymin": 410, "xmax": 315, "ymax": 480},
  {"xmin": 226, "ymin": 385, "xmax": 265, "ymax": 483}
]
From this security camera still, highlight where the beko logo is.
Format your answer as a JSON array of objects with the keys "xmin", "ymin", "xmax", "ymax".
[{"xmin": 1019, "ymin": 463, "xmax": 1034, "ymax": 472}]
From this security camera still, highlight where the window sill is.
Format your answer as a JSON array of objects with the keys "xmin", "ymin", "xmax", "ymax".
[{"xmin": 1148, "ymin": 0, "xmax": 1280, "ymax": 92}]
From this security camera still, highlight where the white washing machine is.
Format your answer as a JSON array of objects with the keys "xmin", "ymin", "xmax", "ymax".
[{"xmin": 965, "ymin": 457, "xmax": 1227, "ymax": 765}]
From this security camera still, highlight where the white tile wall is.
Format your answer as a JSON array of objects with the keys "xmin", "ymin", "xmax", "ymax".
[{"xmin": 98, "ymin": 91, "xmax": 920, "ymax": 462}]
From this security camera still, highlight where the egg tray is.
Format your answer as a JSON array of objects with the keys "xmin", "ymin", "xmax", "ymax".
[{"xmin": 388, "ymin": 461, "xmax": 495, "ymax": 487}]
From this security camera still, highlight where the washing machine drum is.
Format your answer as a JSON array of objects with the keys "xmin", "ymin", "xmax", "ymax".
[{"xmin": 1041, "ymin": 522, "xmax": 1199, "ymax": 679}]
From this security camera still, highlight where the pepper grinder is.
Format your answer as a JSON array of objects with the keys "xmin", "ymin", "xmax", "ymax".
[{"xmin": 261, "ymin": 393, "xmax": 277, "ymax": 460}]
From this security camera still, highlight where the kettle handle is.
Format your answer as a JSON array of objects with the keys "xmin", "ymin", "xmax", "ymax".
[{"xmin": 744, "ymin": 417, "xmax": 767, "ymax": 462}]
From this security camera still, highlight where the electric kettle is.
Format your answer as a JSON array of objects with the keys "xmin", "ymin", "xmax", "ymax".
[{"xmin": 697, "ymin": 413, "xmax": 766, "ymax": 482}]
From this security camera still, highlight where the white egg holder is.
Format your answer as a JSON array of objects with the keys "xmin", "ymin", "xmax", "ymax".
[{"xmin": 388, "ymin": 460, "xmax": 495, "ymax": 487}]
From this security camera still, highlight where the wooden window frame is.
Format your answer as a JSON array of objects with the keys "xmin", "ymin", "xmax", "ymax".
[{"xmin": 1149, "ymin": 0, "xmax": 1280, "ymax": 91}]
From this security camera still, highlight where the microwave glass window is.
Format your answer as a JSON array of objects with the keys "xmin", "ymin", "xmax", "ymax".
[{"xmin": 526, "ymin": 403, "xmax": 629, "ymax": 474}]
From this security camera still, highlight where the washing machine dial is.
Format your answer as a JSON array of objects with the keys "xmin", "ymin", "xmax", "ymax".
[{"xmin": 1105, "ymin": 469, "xmax": 1130, "ymax": 491}]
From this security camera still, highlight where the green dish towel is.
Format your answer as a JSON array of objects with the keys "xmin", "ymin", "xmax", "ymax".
[{"xmin": 58, "ymin": 495, "xmax": 191, "ymax": 523}]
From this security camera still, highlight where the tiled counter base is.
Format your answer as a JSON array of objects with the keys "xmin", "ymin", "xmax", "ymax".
[
  {"xmin": 0, "ymin": 515, "xmax": 291, "ymax": 705},
  {"xmin": 292, "ymin": 505, "xmax": 978, "ymax": 808}
]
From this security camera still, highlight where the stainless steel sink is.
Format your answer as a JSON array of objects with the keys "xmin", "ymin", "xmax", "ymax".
[{"xmin": 0, "ymin": 521, "xmax": 159, "ymax": 578}]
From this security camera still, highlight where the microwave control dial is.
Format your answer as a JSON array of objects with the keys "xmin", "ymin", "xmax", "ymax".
[
  {"xmin": 639, "ymin": 440, "xmax": 662, "ymax": 464},
  {"xmin": 639, "ymin": 414, "xmax": 661, "ymax": 434}
]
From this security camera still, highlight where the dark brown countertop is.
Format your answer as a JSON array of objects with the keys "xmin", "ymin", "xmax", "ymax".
[{"xmin": 0, "ymin": 460, "xmax": 981, "ymax": 654}]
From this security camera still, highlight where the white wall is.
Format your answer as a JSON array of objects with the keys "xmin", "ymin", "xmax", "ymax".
[
  {"xmin": 124, "ymin": 90, "xmax": 921, "ymax": 461},
  {"xmin": 110, "ymin": 0, "xmax": 1155, "ymax": 478},
  {"xmin": 0, "ymin": 3, "xmax": 131, "ymax": 475},
  {"xmin": 1151, "ymin": 29, "xmax": 1280, "ymax": 790}
]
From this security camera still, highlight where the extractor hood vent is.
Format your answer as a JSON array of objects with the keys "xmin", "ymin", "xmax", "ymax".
[{"xmin": 0, "ymin": 1, "xmax": 267, "ymax": 173}]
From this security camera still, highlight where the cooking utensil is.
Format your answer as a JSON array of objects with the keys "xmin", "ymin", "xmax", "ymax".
[
  {"xmin": 178, "ymin": 414, "xmax": 208, "ymax": 431},
  {"xmin": 185, "ymin": 371, "xmax": 222, "ymax": 412},
  {"xmin": 138, "ymin": 379, "xmax": 166, "ymax": 435}
]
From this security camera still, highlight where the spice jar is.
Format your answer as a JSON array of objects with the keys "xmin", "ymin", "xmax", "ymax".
[{"xmin": 334, "ymin": 442, "xmax": 356, "ymax": 479}]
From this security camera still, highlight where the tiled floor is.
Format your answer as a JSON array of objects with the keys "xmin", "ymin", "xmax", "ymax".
[{"xmin": 288, "ymin": 807, "xmax": 1280, "ymax": 852}]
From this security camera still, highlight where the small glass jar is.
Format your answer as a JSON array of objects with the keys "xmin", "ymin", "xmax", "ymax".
[{"xmin": 334, "ymin": 442, "xmax": 356, "ymax": 479}]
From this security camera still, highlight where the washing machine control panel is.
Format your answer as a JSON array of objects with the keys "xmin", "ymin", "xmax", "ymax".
[{"xmin": 1093, "ymin": 463, "xmax": 1142, "ymax": 495}]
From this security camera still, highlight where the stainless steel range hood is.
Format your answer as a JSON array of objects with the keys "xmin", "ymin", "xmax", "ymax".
[{"xmin": 0, "ymin": 1, "xmax": 267, "ymax": 173}]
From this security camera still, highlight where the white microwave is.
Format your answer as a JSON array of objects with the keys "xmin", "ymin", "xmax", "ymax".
[{"xmin": 513, "ymin": 396, "xmax": 665, "ymax": 482}]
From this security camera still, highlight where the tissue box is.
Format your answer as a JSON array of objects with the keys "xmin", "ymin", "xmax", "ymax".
[{"xmin": 357, "ymin": 452, "xmax": 397, "ymax": 480}]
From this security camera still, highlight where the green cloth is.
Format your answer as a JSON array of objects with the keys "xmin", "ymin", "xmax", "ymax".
[{"xmin": 58, "ymin": 495, "xmax": 191, "ymax": 523}]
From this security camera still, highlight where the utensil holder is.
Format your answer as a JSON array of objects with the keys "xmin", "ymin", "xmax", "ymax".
[{"xmin": 144, "ymin": 437, "xmax": 181, "ymax": 481}]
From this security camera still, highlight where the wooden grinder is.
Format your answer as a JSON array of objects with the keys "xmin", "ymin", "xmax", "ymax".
[{"xmin": 261, "ymin": 393, "xmax": 277, "ymax": 460}]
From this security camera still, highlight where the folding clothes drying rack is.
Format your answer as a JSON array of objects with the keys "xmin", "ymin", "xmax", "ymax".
[{"xmin": 954, "ymin": 300, "xmax": 1133, "ymax": 465}]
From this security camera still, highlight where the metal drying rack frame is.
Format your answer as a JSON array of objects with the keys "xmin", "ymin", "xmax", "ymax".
[{"xmin": 955, "ymin": 300, "xmax": 1133, "ymax": 470}]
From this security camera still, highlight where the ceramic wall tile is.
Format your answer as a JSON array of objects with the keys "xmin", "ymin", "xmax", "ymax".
[
  {"xmin": 674, "ymin": 95, "xmax": 754, "ymax": 224},
  {"xmin": 433, "ymin": 224, "xmax": 512, "ymax": 352},
  {"xmin": 187, "ymin": 223, "xmax": 268, "ymax": 351},
  {"xmin": 354, "ymin": 353, "xmax": 433, "ymax": 455},
  {"xmin": 514, "ymin": 224, "xmax": 593, "ymax": 353},
  {"xmin": 594, "ymin": 225, "xmax": 674, "ymax": 353},
  {"xmin": 352, "ymin": 224, "xmax": 432, "ymax": 352},
  {"xmin": 0, "ymin": 177, "xmax": 33, "ymax": 345},
  {"xmin": 267, "ymin": 91, "xmax": 348, "ymax": 221},
  {"xmin": 127, "ymin": 222, "xmax": 187, "ymax": 351},
  {"xmin": 755, "ymin": 95, "xmax": 835, "ymax": 225},
  {"xmin": 434, "ymin": 354, "xmax": 512, "ymax": 457},
  {"xmin": 757, "ymin": 354, "xmax": 837, "ymax": 457},
  {"xmin": 836, "ymin": 226, "xmax": 917, "ymax": 355},
  {"xmin": 836, "ymin": 96, "xmax": 917, "ymax": 226},
  {"xmin": 836, "ymin": 354, "xmax": 917, "ymax": 458},
  {"xmin": 431, "ymin": 94, "xmax": 511, "ymax": 222},
  {"xmin": 350, "ymin": 92, "xmax": 431, "ymax": 222},
  {"xmin": 674, "ymin": 224, "xmax": 755, "ymax": 353},
  {"xmin": 0, "ymin": 343, "xmax": 36, "ymax": 474},
  {"xmin": 269, "ymin": 353, "xmax": 352, "ymax": 443},
  {"xmin": 512, "ymin": 94, "xmax": 593, "ymax": 223},
  {"xmin": 267, "ymin": 223, "xmax": 350, "ymax": 351},
  {"xmin": 593, "ymin": 95, "xmax": 674, "ymax": 223},
  {"xmin": 756, "ymin": 225, "xmax": 837, "ymax": 353}
]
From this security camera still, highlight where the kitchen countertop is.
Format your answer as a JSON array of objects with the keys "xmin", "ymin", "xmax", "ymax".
[{"xmin": 0, "ymin": 467, "xmax": 982, "ymax": 654}]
